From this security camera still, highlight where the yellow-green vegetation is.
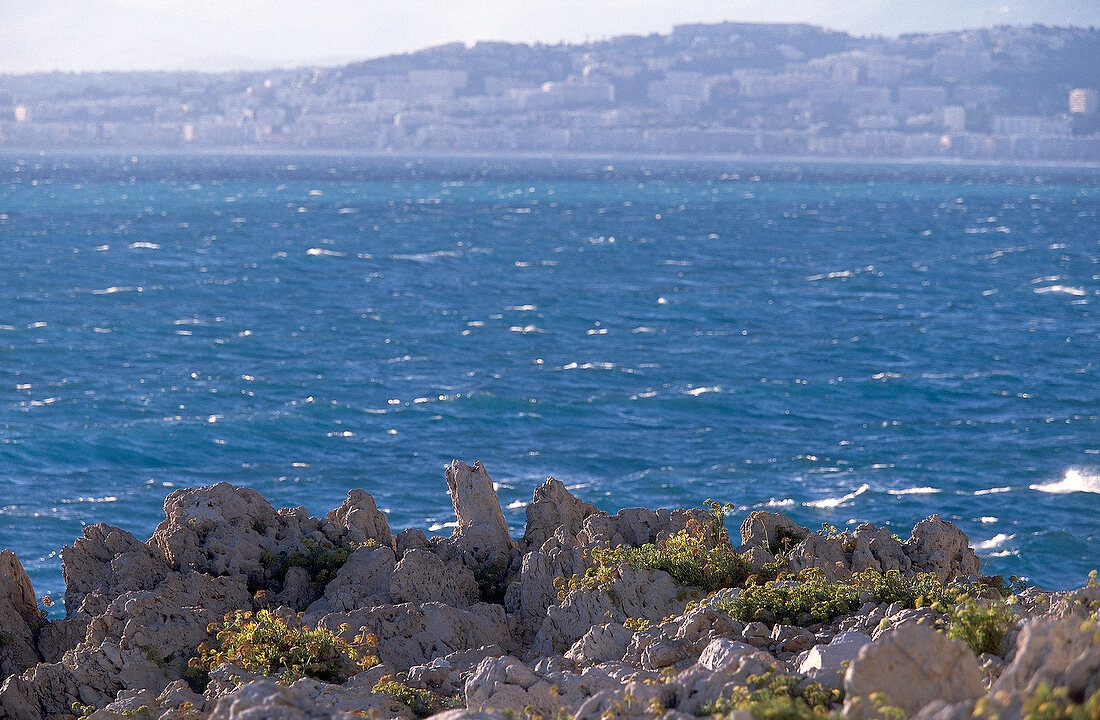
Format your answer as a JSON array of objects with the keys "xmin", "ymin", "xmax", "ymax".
[
  {"xmin": 702, "ymin": 669, "xmax": 843, "ymax": 719},
  {"xmin": 623, "ymin": 617, "xmax": 652, "ymax": 631},
  {"xmin": 372, "ymin": 676, "xmax": 462, "ymax": 718},
  {"xmin": 555, "ymin": 501, "xmax": 752, "ymax": 600},
  {"xmin": 1020, "ymin": 685, "xmax": 1100, "ymax": 720},
  {"xmin": 191, "ymin": 609, "xmax": 378, "ymax": 684},
  {"xmin": 945, "ymin": 594, "xmax": 1014, "ymax": 656},
  {"xmin": 263, "ymin": 538, "xmax": 367, "ymax": 589}
]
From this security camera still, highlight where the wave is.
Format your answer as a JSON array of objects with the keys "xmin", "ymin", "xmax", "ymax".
[
  {"xmin": 974, "ymin": 486, "xmax": 1011, "ymax": 496},
  {"xmin": 1029, "ymin": 468, "xmax": 1100, "ymax": 495},
  {"xmin": 1034, "ymin": 285, "xmax": 1087, "ymax": 296},
  {"xmin": 306, "ymin": 248, "xmax": 345, "ymax": 257},
  {"xmin": 806, "ymin": 483, "xmax": 870, "ymax": 509},
  {"xmin": 887, "ymin": 487, "xmax": 941, "ymax": 496},
  {"xmin": 975, "ymin": 533, "xmax": 1014, "ymax": 550}
]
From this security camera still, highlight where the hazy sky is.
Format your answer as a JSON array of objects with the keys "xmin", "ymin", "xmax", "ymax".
[{"xmin": 3, "ymin": 0, "xmax": 1098, "ymax": 74}]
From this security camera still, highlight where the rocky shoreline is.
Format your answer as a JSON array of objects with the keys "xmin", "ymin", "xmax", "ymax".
[{"xmin": 1, "ymin": 460, "xmax": 1097, "ymax": 720}]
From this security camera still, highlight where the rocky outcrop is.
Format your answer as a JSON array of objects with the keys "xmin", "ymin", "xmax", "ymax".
[
  {"xmin": 0, "ymin": 463, "xmax": 1093, "ymax": 720},
  {"xmin": 0, "ymin": 551, "xmax": 41, "ymax": 685}
]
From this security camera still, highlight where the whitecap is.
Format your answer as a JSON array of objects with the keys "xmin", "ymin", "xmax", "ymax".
[
  {"xmin": 872, "ymin": 372, "xmax": 903, "ymax": 380},
  {"xmin": 306, "ymin": 248, "xmax": 345, "ymax": 257},
  {"xmin": 632, "ymin": 327, "xmax": 655, "ymax": 333},
  {"xmin": 428, "ymin": 521, "xmax": 459, "ymax": 532},
  {"xmin": 129, "ymin": 241, "xmax": 161, "ymax": 249},
  {"xmin": 806, "ymin": 483, "xmax": 870, "ymax": 509},
  {"xmin": 506, "ymin": 305, "xmax": 538, "ymax": 311},
  {"xmin": 888, "ymin": 487, "xmax": 941, "ymax": 495},
  {"xmin": 391, "ymin": 250, "xmax": 459, "ymax": 262},
  {"xmin": 979, "ymin": 516, "xmax": 998, "ymax": 524},
  {"xmin": 1029, "ymin": 468, "xmax": 1100, "ymax": 495},
  {"xmin": 506, "ymin": 500, "xmax": 526, "ymax": 510},
  {"xmin": 974, "ymin": 486, "xmax": 1011, "ymax": 496},
  {"xmin": 766, "ymin": 498, "xmax": 795, "ymax": 508},
  {"xmin": 686, "ymin": 386, "xmax": 720, "ymax": 396},
  {"xmin": 1034, "ymin": 285, "xmax": 1087, "ymax": 296},
  {"xmin": 975, "ymin": 533, "xmax": 1014, "ymax": 550}
]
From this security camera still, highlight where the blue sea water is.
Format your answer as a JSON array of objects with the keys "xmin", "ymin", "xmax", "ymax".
[{"xmin": 1, "ymin": 153, "xmax": 1098, "ymax": 601}]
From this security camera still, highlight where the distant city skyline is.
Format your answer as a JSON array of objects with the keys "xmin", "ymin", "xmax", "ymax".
[{"xmin": 2, "ymin": 0, "xmax": 1099, "ymax": 75}]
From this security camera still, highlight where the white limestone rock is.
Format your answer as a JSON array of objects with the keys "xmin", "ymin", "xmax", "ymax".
[
  {"xmin": 306, "ymin": 545, "xmax": 396, "ymax": 615},
  {"xmin": 992, "ymin": 615, "xmax": 1100, "ymax": 700},
  {"xmin": 797, "ymin": 631, "xmax": 872, "ymax": 689},
  {"xmin": 843, "ymin": 623, "xmax": 985, "ymax": 719},
  {"xmin": 322, "ymin": 488, "xmax": 394, "ymax": 551},
  {"xmin": 904, "ymin": 515, "xmax": 979, "ymax": 583},
  {"xmin": 522, "ymin": 477, "xmax": 599, "ymax": 552},
  {"xmin": 391, "ymin": 549, "xmax": 480, "ymax": 608}
]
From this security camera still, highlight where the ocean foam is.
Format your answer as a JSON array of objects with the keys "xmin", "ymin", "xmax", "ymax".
[
  {"xmin": 974, "ymin": 486, "xmax": 1011, "ymax": 496},
  {"xmin": 975, "ymin": 533, "xmax": 1014, "ymax": 550},
  {"xmin": 1029, "ymin": 468, "xmax": 1100, "ymax": 495},
  {"xmin": 887, "ymin": 487, "xmax": 941, "ymax": 495},
  {"xmin": 806, "ymin": 483, "xmax": 870, "ymax": 509},
  {"xmin": 1034, "ymin": 285, "xmax": 1087, "ymax": 296}
]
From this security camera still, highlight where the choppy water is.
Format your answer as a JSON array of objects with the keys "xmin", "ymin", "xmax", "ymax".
[{"xmin": 2, "ymin": 153, "xmax": 1098, "ymax": 601}]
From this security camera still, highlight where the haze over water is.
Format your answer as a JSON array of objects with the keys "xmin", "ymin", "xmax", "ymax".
[{"xmin": 1, "ymin": 154, "xmax": 1098, "ymax": 600}]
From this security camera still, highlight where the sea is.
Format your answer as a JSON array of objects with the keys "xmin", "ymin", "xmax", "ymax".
[{"xmin": 2, "ymin": 153, "xmax": 1098, "ymax": 603}]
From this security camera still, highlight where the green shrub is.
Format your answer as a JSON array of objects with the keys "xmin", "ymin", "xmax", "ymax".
[
  {"xmin": 555, "ymin": 500, "xmax": 752, "ymax": 599},
  {"xmin": 1022, "ymin": 685, "xmax": 1100, "ymax": 720},
  {"xmin": 372, "ymin": 677, "xmax": 462, "ymax": 718},
  {"xmin": 702, "ymin": 669, "xmax": 842, "ymax": 718},
  {"xmin": 269, "ymin": 539, "xmax": 366, "ymax": 589},
  {"xmin": 716, "ymin": 569, "xmax": 864, "ymax": 626},
  {"xmin": 191, "ymin": 609, "xmax": 377, "ymax": 684},
  {"xmin": 946, "ymin": 594, "xmax": 1014, "ymax": 656}
]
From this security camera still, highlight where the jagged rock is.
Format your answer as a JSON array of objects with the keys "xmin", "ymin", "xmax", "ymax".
[
  {"xmin": 904, "ymin": 515, "xmax": 979, "ymax": 582},
  {"xmin": 565, "ymin": 623, "xmax": 634, "ymax": 666},
  {"xmin": 207, "ymin": 676, "xmax": 414, "ymax": 720},
  {"xmin": 391, "ymin": 549, "xmax": 480, "ymax": 608},
  {"xmin": 272, "ymin": 566, "xmax": 317, "ymax": 612},
  {"xmin": 407, "ymin": 645, "xmax": 506, "ymax": 697},
  {"xmin": 771, "ymin": 624, "xmax": 817, "ymax": 653},
  {"xmin": 60, "ymin": 524, "xmax": 170, "ymax": 618},
  {"xmin": 1049, "ymin": 585, "xmax": 1100, "ymax": 619},
  {"xmin": 0, "ymin": 551, "xmax": 41, "ymax": 685},
  {"xmin": 797, "ymin": 631, "xmax": 872, "ymax": 689},
  {"xmin": 36, "ymin": 616, "xmax": 91, "ymax": 663},
  {"xmin": 576, "ymin": 507, "xmax": 711, "ymax": 549},
  {"xmin": 992, "ymin": 615, "xmax": 1100, "ymax": 700},
  {"xmin": 306, "ymin": 545, "xmax": 396, "ymax": 615},
  {"xmin": 322, "ymin": 489, "xmax": 394, "ymax": 550},
  {"xmin": 443, "ymin": 461, "xmax": 520, "ymax": 581},
  {"xmin": 522, "ymin": 477, "xmax": 599, "ymax": 551},
  {"xmin": 850, "ymin": 524, "xmax": 912, "ymax": 574},
  {"xmin": 666, "ymin": 648, "xmax": 777, "ymax": 716},
  {"xmin": 739, "ymin": 511, "xmax": 810, "ymax": 555},
  {"xmin": 844, "ymin": 623, "xmax": 985, "ymax": 719},
  {"xmin": 505, "ymin": 538, "xmax": 591, "ymax": 644},
  {"xmin": 530, "ymin": 565, "xmax": 688, "ymax": 659},
  {"xmin": 149, "ymin": 482, "xmax": 304, "ymax": 579},
  {"xmin": 318, "ymin": 602, "xmax": 511, "ymax": 671},
  {"xmin": 466, "ymin": 655, "xmax": 616, "ymax": 717},
  {"xmin": 396, "ymin": 528, "xmax": 432, "ymax": 557},
  {"xmin": 787, "ymin": 534, "xmax": 850, "ymax": 580}
]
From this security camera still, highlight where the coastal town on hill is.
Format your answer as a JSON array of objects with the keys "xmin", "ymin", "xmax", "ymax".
[{"xmin": 1, "ymin": 21, "xmax": 1099, "ymax": 160}]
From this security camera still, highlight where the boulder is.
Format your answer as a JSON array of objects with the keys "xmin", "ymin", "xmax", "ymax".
[
  {"xmin": 522, "ymin": 477, "xmax": 599, "ymax": 552},
  {"xmin": 738, "ymin": 511, "xmax": 810, "ymax": 555},
  {"xmin": 322, "ymin": 488, "xmax": 394, "ymax": 551},
  {"xmin": 904, "ymin": 515, "xmax": 979, "ymax": 582},
  {"xmin": 844, "ymin": 623, "xmax": 985, "ymax": 719},
  {"xmin": 787, "ymin": 534, "xmax": 850, "ymax": 581},
  {"xmin": 565, "ymin": 623, "xmax": 634, "ymax": 666},
  {"xmin": 992, "ymin": 615, "xmax": 1100, "ymax": 700},
  {"xmin": 466, "ymin": 655, "xmax": 616, "ymax": 717},
  {"xmin": 797, "ymin": 631, "xmax": 872, "ymax": 689}
]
